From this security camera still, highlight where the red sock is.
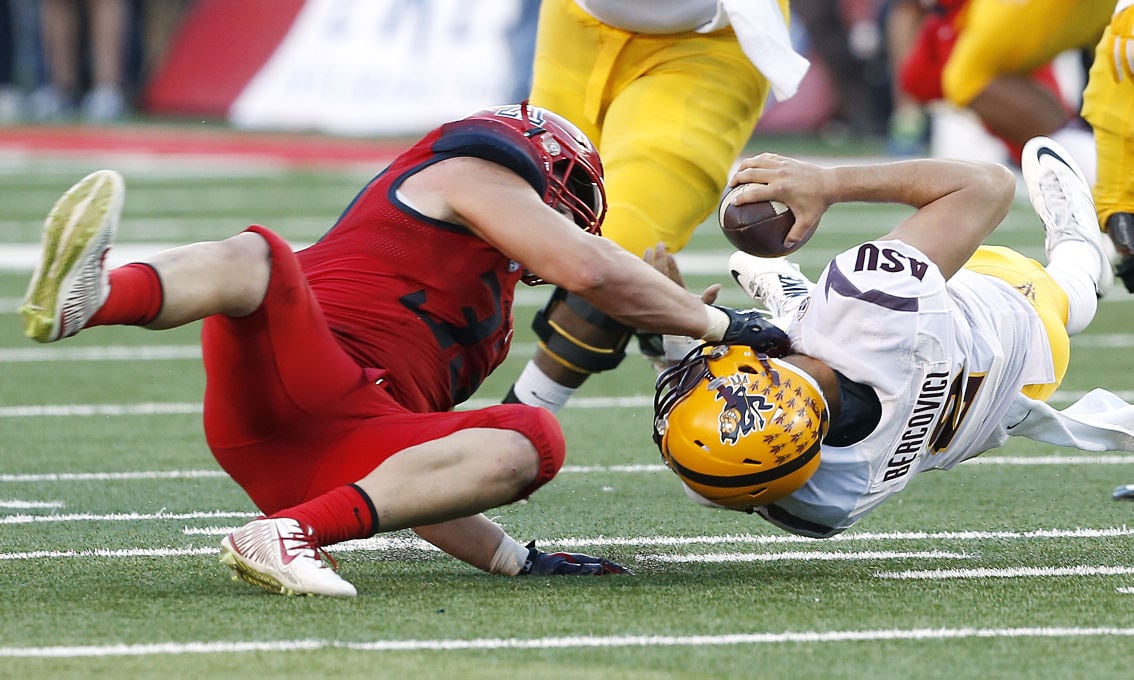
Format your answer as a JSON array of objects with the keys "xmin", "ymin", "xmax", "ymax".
[
  {"xmin": 87, "ymin": 263, "xmax": 164, "ymax": 327},
  {"xmin": 272, "ymin": 484, "xmax": 379, "ymax": 546}
]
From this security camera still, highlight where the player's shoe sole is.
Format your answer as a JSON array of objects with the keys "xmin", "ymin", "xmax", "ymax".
[
  {"xmin": 1021, "ymin": 137, "xmax": 1113, "ymax": 298},
  {"xmin": 19, "ymin": 169, "xmax": 124, "ymax": 342},
  {"xmin": 219, "ymin": 539, "xmax": 307, "ymax": 597},
  {"xmin": 219, "ymin": 518, "xmax": 357, "ymax": 597}
]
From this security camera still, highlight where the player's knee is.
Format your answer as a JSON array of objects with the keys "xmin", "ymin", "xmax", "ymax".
[
  {"xmin": 219, "ymin": 232, "xmax": 270, "ymax": 269},
  {"xmin": 533, "ymin": 287, "xmax": 634, "ymax": 376},
  {"xmin": 490, "ymin": 404, "xmax": 566, "ymax": 501},
  {"xmin": 216, "ymin": 232, "xmax": 271, "ymax": 315},
  {"xmin": 492, "ymin": 429, "xmax": 543, "ymax": 486}
]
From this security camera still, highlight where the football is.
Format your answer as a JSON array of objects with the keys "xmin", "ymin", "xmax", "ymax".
[{"xmin": 717, "ymin": 184, "xmax": 800, "ymax": 257}]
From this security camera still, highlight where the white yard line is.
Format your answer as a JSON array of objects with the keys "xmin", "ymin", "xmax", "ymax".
[
  {"xmin": 0, "ymin": 499, "xmax": 63, "ymax": 508},
  {"xmin": 0, "ymin": 403, "xmax": 203, "ymax": 417},
  {"xmin": 0, "ymin": 469, "xmax": 227, "ymax": 482},
  {"xmin": 877, "ymin": 565, "xmax": 1134, "ymax": 580},
  {"xmin": 5, "ymin": 521, "xmax": 1133, "ymax": 548},
  {"xmin": 3, "ymin": 455, "xmax": 1134, "ymax": 487},
  {"xmin": 0, "ymin": 510, "xmax": 256, "ymax": 526},
  {"xmin": 2, "ymin": 627, "xmax": 1134, "ymax": 658},
  {"xmin": 0, "ymin": 345, "xmax": 202, "ymax": 361},
  {"xmin": 641, "ymin": 550, "xmax": 973, "ymax": 562}
]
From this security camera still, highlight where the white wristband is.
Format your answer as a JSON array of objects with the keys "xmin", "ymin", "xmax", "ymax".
[
  {"xmin": 488, "ymin": 534, "xmax": 530, "ymax": 576},
  {"xmin": 701, "ymin": 305, "xmax": 730, "ymax": 342}
]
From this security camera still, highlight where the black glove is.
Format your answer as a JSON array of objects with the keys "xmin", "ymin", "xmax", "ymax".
[
  {"xmin": 519, "ymin": 541, "xmax": 633, "ymax": 576},
  {"xmin": 713, "ymin": 305, "xmax": 792, "ymax": 357}
]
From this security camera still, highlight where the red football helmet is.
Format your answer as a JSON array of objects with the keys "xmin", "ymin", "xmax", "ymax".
[{"xmin": 471, "ymin": 102, "xmax": 607, "ymax": 236}]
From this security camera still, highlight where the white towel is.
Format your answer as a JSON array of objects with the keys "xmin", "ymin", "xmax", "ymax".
[
  {"xmin": 699, "ymin": 0, "xmax": 811, "ymax": 100},
  {"xmin": 1005, "ymin": 388, "xmax": 1134, "ymax": 452}
]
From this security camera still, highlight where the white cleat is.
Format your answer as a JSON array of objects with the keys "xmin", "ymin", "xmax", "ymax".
[
  {"xmin": 19, "ymin": 169, "xmax": 124, "ymax": 342},
  {"xmin": 1021, "ymin": 136, "xmax": 1114, "ymax": 298},
  {"xmin": 219, "ymin": 517, "xmax": 357, "ymax": 597},
  {"xmin": 728, "ymin": 251, "xmax": 813, "ymax": 323}
]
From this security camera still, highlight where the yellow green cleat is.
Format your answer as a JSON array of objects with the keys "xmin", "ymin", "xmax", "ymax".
[{"xmin": 19, "ymin": 169, "xmax": 123, "ymax": 342}]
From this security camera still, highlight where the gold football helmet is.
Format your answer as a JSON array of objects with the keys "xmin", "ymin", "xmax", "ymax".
[{"xmin": 653, "ymin": 344, "xmax": 828, "ymax": 511}]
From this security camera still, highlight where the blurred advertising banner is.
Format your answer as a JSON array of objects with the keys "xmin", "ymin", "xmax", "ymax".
[{"xmin": 144, "ymin": 0, "xmax": 534, "ymax": 136}]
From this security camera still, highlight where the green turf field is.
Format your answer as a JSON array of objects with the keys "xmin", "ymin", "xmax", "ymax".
[{"xmin": 2, "ymin": 142, "xmax": 1134, "ymax": 679}]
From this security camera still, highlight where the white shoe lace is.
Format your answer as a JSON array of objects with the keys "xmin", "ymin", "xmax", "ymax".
[
  {"xmin": 753, "ymin": 270, "xmax": 811, "ymax": 318},
  {"xmin": 1037, "ymin": 172, "xmax": 1077, "ymax": 245}
]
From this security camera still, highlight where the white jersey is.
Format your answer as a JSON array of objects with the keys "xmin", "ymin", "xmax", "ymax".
[
  {"xmin": 574, "ymin": 0, "xmax": 719, "ymax": 33},
  {"xmin": 756, "ymin": 240, "xmax": 1054, "ymax": 537}
]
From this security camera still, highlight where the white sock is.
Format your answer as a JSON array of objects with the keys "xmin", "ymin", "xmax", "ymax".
[
  {"xmin": 1050, "ymin": 125, "xmax": 1097, "ymax": 186},
  {"xmin": 488, "ymin": 534, "xmax": 530, "ymax": 576},
  {"xmin": 1046, "ymin": 244, "xmax": 1099, "ymax": 335},
  {"xmin": 509, "ymin": 361, "xmax": 577, "ymax": 413}
]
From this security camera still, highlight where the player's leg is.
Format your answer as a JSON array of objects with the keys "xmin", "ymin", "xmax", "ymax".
[
  {"xmin": 526, "ymin": 0, "xmax": 602, "ymax": 144},
  {"xmin": 504, "ymin": 286, "xmax": 637, "ymax": 409},
  {"xmin": 1020, "ymin": 136, "xmax": 1112, "ymax": 336},
  {"xmin": 208, "ymin": 226, "xmax": 383, "ymax": 597},
  {"xmin": 943, "ymin": 0, "xmax": 1111, "ymax": 156},
  {"xmin": 597, "ymin": 26, "xmax": 769, "ymax": 258},
  {"xmin": 508, "ymin": 20, "xmax": 770, "ymax": 410},
  {"xmin": 20, "ymin": 169, "xmax": 271, "ymax": 342},
  {"xmin": 127, "ymin": 232, "xmax": 269, "ymax": 328},
  {"xmin": 964, "ymin": 246, "xmax": 1070, "ymax": 401},
  {"xmin": 500, "ymin": 0, "xmax": 636, "ymax": 407},
  {"xmin": 206, "ymin": 232, "xmax": 565, "ymax": 593},
  {"xmin": 1082, "ymin": 5, "xmax": 1134, "ymax": 293},
  {"xmin": 221, "ymin": 403, "xmax": 565, "ymax": 596}
]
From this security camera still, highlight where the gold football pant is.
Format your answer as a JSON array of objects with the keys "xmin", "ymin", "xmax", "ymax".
[
  {"xmin": 964, "ymin": 246, "xmax": 1069, "ymax": 401},
  {"xmin": 529, "ymin": 0, "xmax": 786, "ymax": 258},
  {"xmin": 1082, "ymin": 5, "xmax": 1134, "ymax": 226},
  {"xmin": 944, "ymin": 0, "xmax": 1112, "ymax": 107}
]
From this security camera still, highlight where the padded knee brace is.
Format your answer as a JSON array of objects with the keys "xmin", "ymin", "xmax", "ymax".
[{"xmin": 532, "ymin": 287, "xmax": 634, "ymax": 374}]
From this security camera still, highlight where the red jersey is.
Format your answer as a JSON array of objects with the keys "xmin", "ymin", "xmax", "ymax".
[{"xmin": 296, "ymin": 122, "xmax": 533, "ymax": 413}]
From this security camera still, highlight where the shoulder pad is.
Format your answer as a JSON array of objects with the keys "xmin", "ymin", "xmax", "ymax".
[{"xmin": 432, "ymin": 119, "xmax": 548, "ymax": 196}]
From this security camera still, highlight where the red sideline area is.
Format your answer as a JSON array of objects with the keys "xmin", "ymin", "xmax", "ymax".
[{"xmin": 0, "ymin": 125, "xmax": 410, "ymax": 169}]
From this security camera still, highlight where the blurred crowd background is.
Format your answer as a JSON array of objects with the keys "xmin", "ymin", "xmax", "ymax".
[
  {"xmin": 0, "ymin": 0, "xmax": 1096, "ymax": 163},
  {"xmin": 0, "ymin": 0, "xmax": 192, "ymax": 123}
]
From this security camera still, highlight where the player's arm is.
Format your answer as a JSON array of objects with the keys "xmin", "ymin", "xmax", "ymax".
[
  {"xmin": 729, "ymin": 154, "xmax": 1015, "ymax": 278},
  {"xmin": 413, "ymin": 515, "xmax": 630, "ymax": 576},
  {"xmin": 403, "ymin": 156, "xmax": 721, "ymax": 340}
]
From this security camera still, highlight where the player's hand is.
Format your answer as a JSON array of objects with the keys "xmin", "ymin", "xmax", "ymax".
[
  {"xmin": 1109, "ymin": 6, "xmax": 1134, "ymax": 82},
  {"xmin": 520, "ymin": 541, "xmax": 633, "ymax": 575},
  {"xmin": 714, "ymin": 306, "xmax": 792, "ymax": 356},
  {"xmin": 643, "ymin": 242, "xmax": 719, "ymax": 303},
  {"xmin": 728, "ymin": 152, "xmax": 830, "ymax": 248},
  {"xmin": 644, "ymin": 242, "xmax": 684, "ymax": 286}
]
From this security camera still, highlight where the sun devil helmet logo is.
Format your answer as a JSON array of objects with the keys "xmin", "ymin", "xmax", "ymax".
[{"xmin": 711, "ymin": 376, "xmax": 776, "ymax": 445}]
